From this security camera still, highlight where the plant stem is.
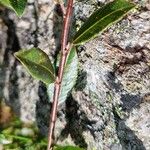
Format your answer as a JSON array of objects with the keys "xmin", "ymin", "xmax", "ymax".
[{"xmin": 47, "ymin": 0, "xmax": 74, "ymax": 150}]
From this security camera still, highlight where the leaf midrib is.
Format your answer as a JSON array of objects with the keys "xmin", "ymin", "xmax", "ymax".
[
  {"xmin": 18, "ymin": 56, "xmax": 55, "ymax": 80},
  {"xmin": 73, "ymin": 5, "xmax": 134, "ymax": 44}
]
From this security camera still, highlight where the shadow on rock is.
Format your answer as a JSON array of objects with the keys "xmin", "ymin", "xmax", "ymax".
[
  {"xmin": 36, "ymin": 68, "xmax": 90, "ymax": 148},
  {"xmin": 36, "ymin": 82, "xmax": 51, "ymax": 136},
  {"xmin": 107, "ymin": 71, "xmax": 146, "ymax": 150},
  {"xmin": 120, "ymin": 94, "xmax": 142, "ymax": 112},
  {"xmin": 36, "ymin": 72, "xmax": 91, "ymax": 149},
  {"xmin": 0, "ymin": 9, "xmax": 20, "ymax": 116},
  {"xmin": 107, "ymin": 71, "xmax": 143, "ymax": 112},
  {"xmin": 35, "ymin": 3, "xmax": 92, "ymax": 148},
  {"xmin": 35, "ymin": 3, "xmax": 63, "ymax": 136},
  {"xmin": 113, "ymin": 107, "xmax": 146, "ymax": 150},
  {"xmin": 74, "ymin": 70, "xmax": 87, "ymax": 91},
  {"xmin": 58, "ymin": 94, "xmax": 96, "ymax": 149},
  {"xmin": 106, "ymin": 71, "xmax": 122, "ymax": 93},
  {"xmin": 52, "ymin": 4, "xmax": 63, "ymax": 59}
]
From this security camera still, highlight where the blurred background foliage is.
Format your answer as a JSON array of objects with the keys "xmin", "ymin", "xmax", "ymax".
[
  {"xmin": 0, "ymin": 100, "xmax": 47, "ymax": 150},
  {"xmin": 0, "ymin": 100, "xmax": 84, "ymax": 150}
]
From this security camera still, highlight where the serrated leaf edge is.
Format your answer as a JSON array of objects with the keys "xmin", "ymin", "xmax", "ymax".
[{"xmin": 47, "ymin": 48, "xmax": 78, "ymax": 104}]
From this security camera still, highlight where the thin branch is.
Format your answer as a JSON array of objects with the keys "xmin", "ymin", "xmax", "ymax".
[{"xmin": 47, "ymin": 0, "xmax": 74, "ymax": 150}]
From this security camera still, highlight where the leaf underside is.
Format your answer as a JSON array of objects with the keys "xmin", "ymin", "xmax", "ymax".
[
  {"xmin": 47, "ymin": 47, "xmax": 78, "ymax": 104},
  {"xmin": 73, "ymin": 0, "xmax": 135, "ymax": 45},
  {"xmin": 14, "ymin": 48, "xmax": 55, "ymax": 85}
]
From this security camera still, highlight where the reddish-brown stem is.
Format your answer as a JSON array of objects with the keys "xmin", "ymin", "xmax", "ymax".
[{"xmin": 47, "ymin": 0, "xmax": 74, "ymax": 150}]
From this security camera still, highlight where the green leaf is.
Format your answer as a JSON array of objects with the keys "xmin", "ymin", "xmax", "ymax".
[
  {"xmin": 54, "ymin": 145, "xmax": 84, "ymax": 150},
  {"xmin": 73, "ymin": 0, "xmax": 135, "ymax": 45},
  {"xmin": 0, "ymin": 0, "xmax": 27, "ymax": 17},
  {"xmin": 0, "ymin": 0, "xmax": 11, "ymax": 8},
  {"xmin": 47, "ymin": 47, "xmax": 78, "ymax": 104},
  {"xmin": 14, "ymin": 48, "xmax": 55, "ymax": 85},
  {"xmin": 9, "ymin": 0, "xmax": 27, "ymax": 17}
]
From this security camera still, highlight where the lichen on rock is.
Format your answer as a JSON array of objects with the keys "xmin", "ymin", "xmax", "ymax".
[{"xmin": 0, "ymin": 0, "xmax": 150, "ymax": 150}]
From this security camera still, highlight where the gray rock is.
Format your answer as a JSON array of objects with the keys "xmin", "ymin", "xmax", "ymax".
[{"xmin": 0, "ymin": 0, "xmax": 150, "ymax": 149}]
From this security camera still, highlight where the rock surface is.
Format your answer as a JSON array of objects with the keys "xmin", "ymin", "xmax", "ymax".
[{"xmin": 0, "ymin": 0, "xmax": 150, "ymax": 150}]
